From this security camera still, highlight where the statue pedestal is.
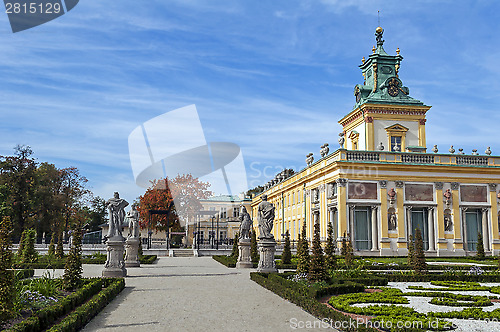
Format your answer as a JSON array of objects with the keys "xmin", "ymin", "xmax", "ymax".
[
  {"xmin": 236, "ymin": 238, "xmax": 253, "ymax": 268},
  {"xmin": 102, "ymin": 237, "xmax": 127, "ymax": 277},
  {"xmin": 257, "ymin": 239, "xmax": 278, "ymax": 273},
  {"xmin": 125, "ymin": 237, "xmax": 140, "ymax": 267}
]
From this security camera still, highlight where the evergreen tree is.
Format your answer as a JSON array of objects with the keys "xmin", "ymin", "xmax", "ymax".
[
  {"xmin": 308, "ymin": 221, "xmax": 327, "ymax": 281},
  {"xmin": 16, "ymin": 229, "xmax": 26, "ymax": 260},
  {"xmin": 344, "ymin": 233, "xmax": 354, "ymax": 269},
  {"xmin": 0, "ymin": 217, "xmax": 15, "ymax": 321},
  {"xmin": 296, "ymin": 221, "xmax": 309, "ymax": 274},
  {"xmin": 63, "ymin": 225, "xmax": 83, "ymax": 290},
  {"xmin": 138, "ymin": 235, "xmax": 143, "ymax": 257},
  {"xmin": 414, "ymin": 229, "xmax": 428, "ymax": 274},
  {"xmin": 340, "ymin": 231, "xmax": 347, "ymax": 257},
  {"xmin": 230, "ymin": 232, "xmax": 239, "ymax": 258},
  {"xmin": 282, "ymin": 230, "xmax": 292, "ymax": 265},
  {"xmin": 47, "ymin": 232, "xmax": 56, "ymax": 257},
  {"xmin": 407, "ymin": 234, "xmax": 415, "ymax": 269},
  {"xmin": 21, "ymin": 228, "xmax": 38, "ymax": 264},
  {"xmin": 250, "ymin": 230, "xmax": 258, "ymax": 263},
  {"xmin": 56, "ymin": 231, "xmax": 64, "ymax": 259},
  {"xmin": 476, "ymin": 232, "xmax": 485, "ymax": 260},
  {"xmin": 324, "ymin": 221, "xmax": 337, "ymax": 270}
]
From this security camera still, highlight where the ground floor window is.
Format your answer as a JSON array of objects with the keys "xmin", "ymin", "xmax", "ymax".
[
  {"xmin": 410, "ymin": 208, "xmax": 429, "ymax": 250},
  {"xmin": 465, "ymin": 209, "xmax": 482, "ymax": 251},
  {"xmin": 354, "ymin": 207, "xmax": 371, "ymax": 250}
]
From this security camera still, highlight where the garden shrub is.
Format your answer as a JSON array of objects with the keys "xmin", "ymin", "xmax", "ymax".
[
  {"xmin": 296, "ymin": 221, "xmax": 309, "ymax": 275},
  {"xmin": 324, "ymin": 221, "xmax": 336, "ymax": 270},
  {"xmin": 0, "ymin": 217, "xmax": 15, "ymax": 322},
  {"xmin": 20, "ymin": 229, "xmax": 38, "ymax": 264},
  {"xmin": 308, "ymin": 222, "xmax": 326, "ymax": 282},
  {"xmin": 477, "ymin": 232, "xmax": 485, "ymax": 260},
  {"xmin": 63, "ymin": 227, "xmax": 83, "ymax": 291},
  {"xmin": 281, "ymin": 230, "xmax": 291, "ymax": 265},
  {"xmin": 250, "ymin": 230, "xmax": 258, "ymax": 263}
]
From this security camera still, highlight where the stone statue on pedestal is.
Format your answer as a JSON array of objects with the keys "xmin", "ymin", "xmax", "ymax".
[
  {"xmin": 127, "ymin": 204, "xmax": 140, "ymax": 239},
  {"xmin": 106, "ymin": 192, "xmax": 129, "ymax": 239},
  {"xmin": 238, "ymin": 206, "xmax": 253, "ymax": 240},
  {"xmin": 103, "ymin": 192, "xmax": 128, "ymax": 277},
  {"xmin": 257, "ymin": 194, "xmax": 275, "ymax": 240},
  {"xmin": 257, "ymin": 195, "xmax": 277, "ymax": 273}
]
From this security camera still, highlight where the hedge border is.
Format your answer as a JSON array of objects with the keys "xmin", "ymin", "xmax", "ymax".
[
  {"xmin": 4, "ymin": 278, "xmax": 124, "ymax": 332},
  {"xmin": 250, "ymin": 272, "xmax": 378, "ymax": 332},
  {"xmin": 46, "ymin": 278, "xmax": 125, "ymax": 332}
]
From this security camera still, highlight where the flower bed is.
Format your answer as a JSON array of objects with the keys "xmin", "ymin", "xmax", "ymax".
[{"xmin": 2, "ymin": 278, "xmax": 124, "ymax": 332}]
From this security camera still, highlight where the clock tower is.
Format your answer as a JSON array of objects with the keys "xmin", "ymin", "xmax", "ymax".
[{"xmin": 339, "ymin": 27, "xmax": 431, "ymax": 152}]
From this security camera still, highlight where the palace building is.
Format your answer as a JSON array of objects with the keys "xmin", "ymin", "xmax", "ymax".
[{"xmin": 251, "ymin": 27, "xmax": 500, "ymax": 256}]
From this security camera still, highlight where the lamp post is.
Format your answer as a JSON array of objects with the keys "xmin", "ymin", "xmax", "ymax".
[
  {"xmin": 211, "ymin": 216, "xmax": 214, "ymax": 249},
  {"xmin": 216, "ymin": 213, "xmax": 219, "ymax": 250}
]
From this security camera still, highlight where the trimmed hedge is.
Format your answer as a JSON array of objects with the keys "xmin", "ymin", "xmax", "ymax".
[
  {"xmin": 213, "ymin": 255, "xmax": 237, "ymax": 268},
  {"xmin": 338, "ymin": 276, "xmax": 388, "ymax": 287},
  {"xmin": 139, "ymin": 255, "xmax": 157, "ymax": 264},
  {"xmin": 250, "ymin": 272, "xmax": 377, "ymax": 332},
  {"xmin": 45, "ymin": 278, "xmax": 125, "ymax": 332},
  {"xmin": 381, "ymin": 272, "xmax": 500, "ymax": 282},
  {"xmin": 4, "ymin": 278, "xmax": 124, "ymax": 332}
]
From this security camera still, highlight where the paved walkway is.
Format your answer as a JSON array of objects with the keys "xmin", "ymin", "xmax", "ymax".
[{"xmin": 36, "ymin": 258, "xmax": 333, "ymax": 332}]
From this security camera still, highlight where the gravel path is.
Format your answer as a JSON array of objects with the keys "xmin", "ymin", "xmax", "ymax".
[{"xmin": 36, "ymin": 258, "xmax": 335, "ymax": 332}]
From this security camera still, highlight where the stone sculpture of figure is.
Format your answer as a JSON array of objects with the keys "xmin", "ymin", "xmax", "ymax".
[
  {"xmin": 449, "ymin": 145, "xmax": 455, "ymax": 154},
  {"xmin": 258, "ymin": 194, "xmax": 275, "ymax": 240},
  {"xmin": 378, "ymin": 142, "xmax": 384, "ymax": 151},
  {"xmin": 444, "ymin": 189, "xmax": 452, "ymax": 206},
  {"xmin": 106, "ymin": 192, "xmax": 129, "ymax": 239},
  {"xmin": 127, "ymin": 204, "xmax": 140, "ymax": 238},
  {"xmin": 306, "ymin": 153, "xmax": 314, "ymax": 166},
  {"xmin": 444, "ymin": 214, "xmax": 452, "ymax": 232},
  {"xmin": 338, "ymin": 133, "xmax": 345, "ymax": 147},
  {"xmin": 238, "ymin": 206, "xmax": 253, "ymax": 240},
  {"xmin": 388, "ymin": 213, "xmax": 397, "ymax": 231},
  {"xmin": 320, "ymin": 143, "xmax": 329, "ymax": 158},
  {"xmin": 485, "ymin": 147, "xmax": 492, "ymax": 156}
]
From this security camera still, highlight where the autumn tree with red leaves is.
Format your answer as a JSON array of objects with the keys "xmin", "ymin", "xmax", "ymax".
[{"xmin": 136, "ymin": 174, "xmax": 212, "ymax": 233}]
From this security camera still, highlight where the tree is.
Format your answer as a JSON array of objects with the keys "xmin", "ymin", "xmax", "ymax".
[
  {"xmin": 48, "ymin": 232, "xmax": 56, "ymax": 257},
  {"xmin": 231, "ymin": 232, "xmax": 239, "ymax": 258},
  {"xmin": 325, "ymin": 221, "xmax": 337, "ymax": 270},
  {"xmin": 250, "ymin": 229, "xmax": 258, "ymax": 263},
  {"xmin": 0, "ymin": 217, "xmax": 15, "ymax": 321},
  {"xmin": 282, "ymin": 230, "xmax": 292, "ymax": 265},
  {"xmin": 63, "ymin": 224, "xmax": 83, "ymax": 290},
  {"xmin": 407, "ymin": 234, "xmax": 415, "ymax": 268},
  {"xmin": 56, "ymin": 231, "xmax": 64, "ymax": 259},
  {"xmin": 296, "ymin": 221, "xmax": 309, "ymax": 275},
  {"xmin": 137, "ymin": 175, "xmax": 211, "ymax": 245},
  {"xmin": 344, "ymin": 233, "xmax": 354, "ymax": 269},
  {"xmin": 414, "ymin": 229, "xmax": 428, "ymax": 274},
  {"xmin": 308, "ymin": 221, "xmax": 327, "ymax": 282},
  {"xmin": 86, "ymin": 196, "xmax": 107, "ymax": 232},
  {"xmin": 59, "ymin": 167, "xmax": 90, "ymax": 236},
  {"xmin": 477, "ymin": 232, "xmax": 485, "ymax": 260},
  {"xmin": 21, "ymin": 228, "xmax": 38, "ymax": 264},
  {"xmin": 340, "ymin": 232, "xmax": 347, "ymax": 257},
  {"xmin": 0, "ymin": 145, "xmax": 37, "ymax": 238}
]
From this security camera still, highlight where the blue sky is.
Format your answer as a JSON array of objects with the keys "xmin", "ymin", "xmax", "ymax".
[{"xmin": 0, "ymin": 0, "xmax": 498, "ymax": 204}]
